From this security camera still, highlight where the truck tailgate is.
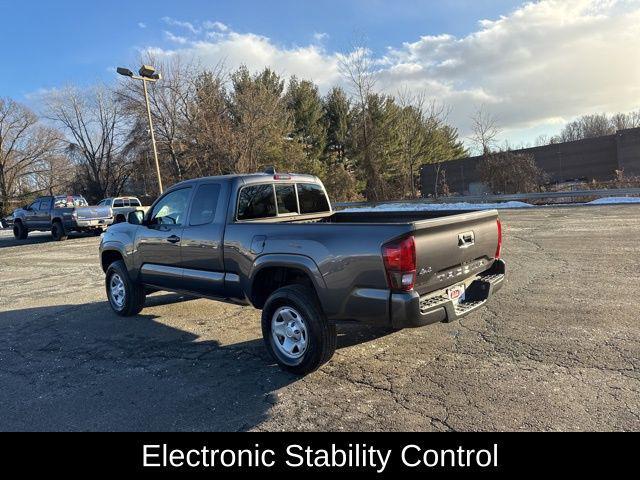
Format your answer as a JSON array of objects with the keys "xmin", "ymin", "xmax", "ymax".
[
  {"xmin": 412, "ymin": 209, "xmax": 500, "ymax": 295},
  {"xmin": 75, "ymin": 206, "xmax": 113, "ymax": 220}
]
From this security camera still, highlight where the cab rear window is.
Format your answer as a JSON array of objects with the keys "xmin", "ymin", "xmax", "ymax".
[
  {"xmin": 297, "ymin": 183, "xmax": 330, "ymax": 214},
  {"xmin": 237, "ymin": 182, "xmax": 329, "ymax": 220}
]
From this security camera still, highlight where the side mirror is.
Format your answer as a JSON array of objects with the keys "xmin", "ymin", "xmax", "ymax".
[{"xmin": 127, "ymin": 210, "xmax": 145, "ymax": 225}]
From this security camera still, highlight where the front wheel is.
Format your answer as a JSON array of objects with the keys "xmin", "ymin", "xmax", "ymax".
[
  {"xmin": 105, "ymin": 260, "xmax": 146, "ymax": 316},
  {"xmin": 261, "ymin": 285, "xmax": 336, "ymax": 375}
]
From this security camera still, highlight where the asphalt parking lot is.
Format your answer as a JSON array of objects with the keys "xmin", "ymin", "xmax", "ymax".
[{"xmin": 0, "ymin": 204, "xmax": 639, "ymax": 431}]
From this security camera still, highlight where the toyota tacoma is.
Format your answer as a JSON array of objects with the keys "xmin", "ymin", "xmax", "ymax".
[{"xmin": 99, "ymin": 171, "xmax": 505, "ymax": 374}]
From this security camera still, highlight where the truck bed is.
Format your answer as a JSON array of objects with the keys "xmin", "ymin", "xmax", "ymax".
[{"xmin": 232, "ymin": 208, "xmax": 500, "ymax": 297}]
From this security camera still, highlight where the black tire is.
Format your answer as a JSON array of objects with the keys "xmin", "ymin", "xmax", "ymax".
[
  {"xmin": 51, "ymin": 221, "xmax": 68, "ymax": 241},
  {"xmin": 92, "ymin": 228, "xmax": 103, "ymax": 236},
  {"xmin": 13, "ymin": 221, "xmax": 28, "ymax": 240},
  {"xmin": 105, "ymin": 260, "xmax": 146, "ymax": 316},
  {"xmin": 115, "ymin": 215, "xmax": 125, "ymax": 224},
  {"xmin": 261, "ymin": 285, "xmax": 337, "ymax": 375}
]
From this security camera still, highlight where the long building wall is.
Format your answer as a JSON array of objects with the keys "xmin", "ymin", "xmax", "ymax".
[{"xmin": 420, "ymin": 127, "xmax": 640, "ymax": 196}]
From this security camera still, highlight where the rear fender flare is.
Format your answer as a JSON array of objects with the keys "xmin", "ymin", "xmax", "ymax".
[{"xmin": 247, "ymin": 254, "xmax": 328, "ymax": 307}]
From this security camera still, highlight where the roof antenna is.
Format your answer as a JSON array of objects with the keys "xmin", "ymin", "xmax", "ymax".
[{"xmin": 264, "ymin": 166, "xmax": 276, "ymax": 175}]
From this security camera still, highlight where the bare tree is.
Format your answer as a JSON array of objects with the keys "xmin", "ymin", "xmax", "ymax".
[
  {"xmin": 45, "ymin": 86, "xmax": 132, "ymax": 202},
  {"xmin": 0, "ymin": 98, "xmax": 61, "ymax": 215},
  {"xmin": 479, "ymin": 151, "xmax": 547, "ymax": 194},
  {"xmin": 559, "ymin": 113, "xmax": 614, "ymax": 142},
  {"xmin": 32, "ymin": 154, "xmax": 75, "ymax": 195},
  {"xmin": 339, "ymin": 43, "xmax": 383, "ymax": 200},
  {"xmin": 610, "ymin": 110, "xmax": 640, "ymax": 131},
  {"xmin": 117, "ymin": 55, "xmax": 204, "ymax": 182},
  {"xmin": 469, "ymin": 105, "xmax": 500, "ymax": 155},
  {"xmin": 397, "ymin": 89, "xmax": 451, "ymax": 197}
]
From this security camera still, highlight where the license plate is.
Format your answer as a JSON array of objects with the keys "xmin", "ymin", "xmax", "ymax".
[{"xmin": 447, "ymin": 283, "xmax": 466, "ymax": 303}]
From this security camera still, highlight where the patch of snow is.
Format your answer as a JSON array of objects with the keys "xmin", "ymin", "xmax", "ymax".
[
  {"xmin": 342, "ymin": 201, "xmax": 533, "ymax": 212},
  {"xmin": 586, "ymin": 197, "xmax": 640, "ymax": 205}
]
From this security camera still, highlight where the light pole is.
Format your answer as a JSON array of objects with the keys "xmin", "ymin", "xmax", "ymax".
[{"xmin": 117, "ymin": 65, "xmax": 164, "ymax": 194}]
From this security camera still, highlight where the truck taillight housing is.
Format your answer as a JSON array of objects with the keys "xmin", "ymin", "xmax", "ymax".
[
  {"xmin": 495, "ymin": 218, "xmax": 502, "ymax": 259},
  {"xmin": 382, "ymin": 235, "xmax": 416, "ymax": 292}
]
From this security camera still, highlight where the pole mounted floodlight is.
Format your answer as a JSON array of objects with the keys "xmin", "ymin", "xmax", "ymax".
[
  {"xmin": 116, "ymin": 67, "xmax": 134, "ymax": 77},
  {"xmin": 117, "ymin": 65, "xmax": 163, "ymax": 193}
]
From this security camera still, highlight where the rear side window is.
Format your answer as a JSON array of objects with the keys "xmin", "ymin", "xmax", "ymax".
[
  {"xmin": 275, "ymin": 184, "xmax": 298, "ymax": 214},
  {"xmin": 113, "ymin": 199, "xmax": 124, "ymax": 208},
  {"xmin": 130, "ymin": 199, "xmax": 141, "ymax": 207},
  {"xmin": 189, "ymin": 184, "xmax": 221, "ymax": 226},
  {"xmin": 297, "ymin": 183, "xmax": 330, "ymax": 214},
  {"xmin": 237, "ymin": 185, "xmax": 277, "ymax": 220}
]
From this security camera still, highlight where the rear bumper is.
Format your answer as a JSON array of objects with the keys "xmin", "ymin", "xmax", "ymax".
[{"xmin": 390, "ymin": 259, "xmax": 506, "ymax": 329}]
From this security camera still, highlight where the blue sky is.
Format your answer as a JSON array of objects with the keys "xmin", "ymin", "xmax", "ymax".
[
  {"xmin": 1, "ymin": 0, "xmax": 638, "ymax": 147},
  {"xmin": 0, "ymin": 0, "xmax": 520, "ymax": 98}
]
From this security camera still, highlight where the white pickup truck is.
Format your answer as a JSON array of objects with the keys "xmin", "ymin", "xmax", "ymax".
[{"xmin": 98, "ymin": 197, "xmax": 148, "ymax": 224}]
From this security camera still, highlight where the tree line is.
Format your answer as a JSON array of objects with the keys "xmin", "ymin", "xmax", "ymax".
[{"xmin": 0, "ymin": 53, "xmax": 467, "ymax": 215}]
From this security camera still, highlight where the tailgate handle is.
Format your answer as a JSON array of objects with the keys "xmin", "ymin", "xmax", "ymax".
[{"xmin": 458, "ymin": 231, "xmax": 475, "ymax": 248}]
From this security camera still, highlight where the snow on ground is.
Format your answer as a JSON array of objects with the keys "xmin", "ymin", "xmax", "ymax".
[
  {"xmin": 342, "ymin": 201, "xmax": 533, "ymax": 212},
  {"xmin": 587, "ymin": 197, "xmax": 640, "ymax": 205}
]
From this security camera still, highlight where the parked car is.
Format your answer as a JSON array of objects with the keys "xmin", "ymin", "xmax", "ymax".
[
  {"xmin": 13, "ymin": 195, "xmax": 113, "ymax": 240},
  {"xmin": 97, "ymin": 196, "xmax": 148, "ymax": 224},
  {"xmin": 1, "ymin": 211, "xmax": 14, "ymax": 229},
  {"xmin": 99, "ymin": 170, "xmax": 505, "ymax": 374}
]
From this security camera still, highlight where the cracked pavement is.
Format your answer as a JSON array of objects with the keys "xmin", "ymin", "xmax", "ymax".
[{"xmin": 0, "ymin": 204, "xmax": 639, "ymax": 431}]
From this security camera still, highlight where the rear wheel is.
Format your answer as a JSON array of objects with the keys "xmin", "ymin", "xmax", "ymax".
[
  {"xmin": 13, "ymin": 221, "xmax": 28, "ymax": 240},
  {"xmin": 105, "ymin": 260, "xmax": 145, "ymax": 316},
  {"xmin": 261, "ymin": 285, "xmax": 336, "ymax": 375},
  {"xmin": 51, "ymin": 221, "xmax": 68, "ymax": 241}
]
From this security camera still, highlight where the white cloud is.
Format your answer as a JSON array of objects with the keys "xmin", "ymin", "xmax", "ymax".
[
  {"xmin": 144, "ymin": 31, "xmax": 342, "ymax": 90},
  {"xmin": 145, "ymin": 1, "xmax": 640, "ymax": 144},
  {"xmin": 313, "ymin": 32, "xmax": 329, "ymax": 42},
  {"xmin": 138, "ymin": 22, "xmax": 146, "ymax": 29},
  {"xmin": 161, "ymin": 16, "xmax": 200, "ymax": 34},
  {"xmin": 164, "ymin": 31, "xmax": 188, "ymax": 45},
  {"xmin": 203, "ymin": 20, "xmax": 229, "ymax": 32}
]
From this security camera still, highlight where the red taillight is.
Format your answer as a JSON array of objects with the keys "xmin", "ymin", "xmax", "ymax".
[
  {"xmin": 495, "ymin": 218, "xmax": 502, "ymax": 259},
  {"xmin": 382, "ymin": 235, "xmax": 416, "ymax": 292}
]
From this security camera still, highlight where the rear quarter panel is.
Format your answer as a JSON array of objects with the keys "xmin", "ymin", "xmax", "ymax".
[{"xmin": 223, "ymin": 222, "xmax": 412, "ymax": 320}]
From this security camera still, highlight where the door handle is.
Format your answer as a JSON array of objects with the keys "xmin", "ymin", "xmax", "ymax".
[{"xmin": 167, "ymin": 235, "xmax": 181, "ymax": 244}]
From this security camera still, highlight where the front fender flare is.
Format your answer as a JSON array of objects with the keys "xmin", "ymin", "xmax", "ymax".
[{"xmin": 100, "ymin": 241, "xmax": 136, "ymax": 278}]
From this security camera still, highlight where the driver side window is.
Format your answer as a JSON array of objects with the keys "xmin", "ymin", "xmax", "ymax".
[{"xmin": 149, "ymin": 188, "xmax": 192, "ymax": 226}]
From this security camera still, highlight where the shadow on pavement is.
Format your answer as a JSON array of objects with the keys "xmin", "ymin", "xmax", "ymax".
[
  {"xmin": 0, "ymin": 230, "xmax": 99, "ymax": 249},
  {"xmin": 0, "ymin": 295, "xmax": 298, "ymax": 431},
  {"xmin": 0, "ymin": 291, "xmax": 397, "ymax": 431}
]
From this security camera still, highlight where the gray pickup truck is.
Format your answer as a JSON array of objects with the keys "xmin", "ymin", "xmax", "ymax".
[
  {"xmin": 97, "ymin": 196, "xmax": 148, "ymax": 224},
  {"xmin": 99, "ymin": 171, "xmax": 505, "ymax": 374},
  {"xmin": 13, "ymin": 195, "xmax": 113, "ymax": 241}
]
